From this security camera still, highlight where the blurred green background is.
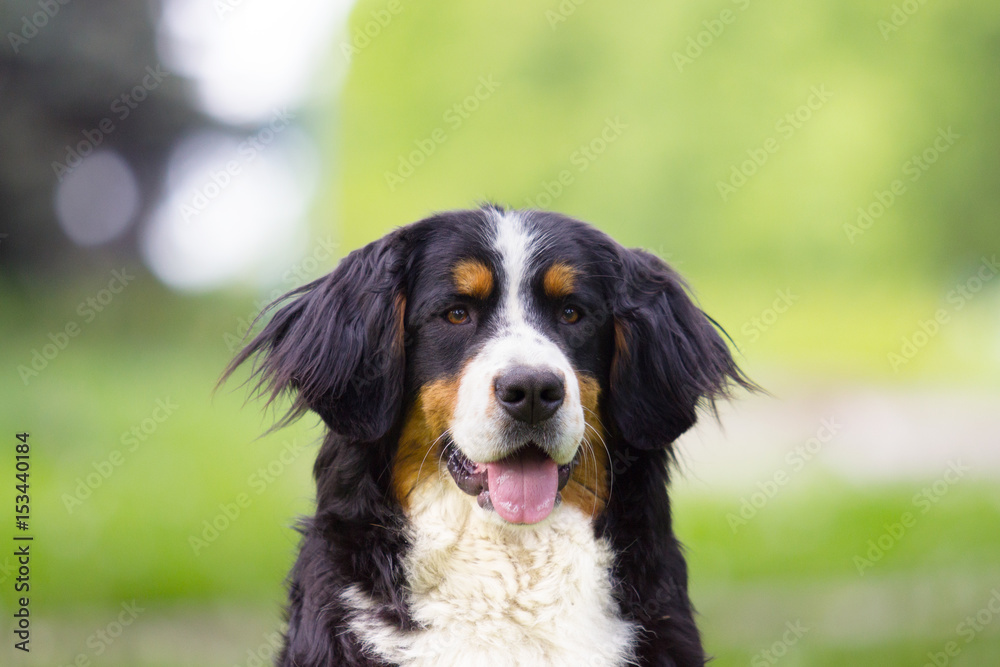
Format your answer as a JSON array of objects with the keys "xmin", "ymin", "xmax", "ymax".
[{"xmin": 2, "ymin": 0, "xmax": 1000, "ymax": 665}]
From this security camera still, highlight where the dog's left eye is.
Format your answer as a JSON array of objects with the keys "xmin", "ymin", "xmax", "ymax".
[
  {"xmin": 446, "ymin": 307, "xmax": 470, "ymax": 325},
  {"xmin": 560, "ymin": 306, "xmax": 581, "ymax": 324}
]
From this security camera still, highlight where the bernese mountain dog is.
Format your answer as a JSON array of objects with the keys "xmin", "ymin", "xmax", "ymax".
[{"xmin": 226, "ymin": 204, "xmax": 752, "ymax": 666}]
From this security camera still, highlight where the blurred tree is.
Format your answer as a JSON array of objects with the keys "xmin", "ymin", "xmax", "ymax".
[
  {"xmin": 334, "ymin": 0, "xmax": 1000, "ymax": 287},
  {"xmin": 0, "ymin": 0, "xmax": 208, "ymax": 281}
]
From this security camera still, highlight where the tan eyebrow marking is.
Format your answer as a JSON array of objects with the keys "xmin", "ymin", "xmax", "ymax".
[
  {"xmin": 542, "ymin": 262, "xmax": 577, "ymax": 298},
  {"xmin": 452, "ymin": 259, "xmax": 494, "ymax": 300}
]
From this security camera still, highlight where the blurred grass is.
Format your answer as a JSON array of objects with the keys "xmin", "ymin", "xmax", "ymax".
[
  {"xmin": 681, "ymin": 480, "xmax": 1000, "ymax": 664},
  {"xmin": 1, "ymin": 277, "xmax": 316, "ymax": 608}
]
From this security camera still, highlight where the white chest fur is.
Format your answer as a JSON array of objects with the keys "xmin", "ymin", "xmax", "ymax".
[{"xmin": 343, "ymin": 479, "xmax": 636, "ymax": 667}]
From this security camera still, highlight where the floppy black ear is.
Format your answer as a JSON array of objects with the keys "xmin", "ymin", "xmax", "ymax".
[
  {"xmin": 224, "ymin": 231, "xmax": 410, "ymax": 442},
  {"xmin": 608, "ymin": 248, "xmax": 753, "ymax": 450}
]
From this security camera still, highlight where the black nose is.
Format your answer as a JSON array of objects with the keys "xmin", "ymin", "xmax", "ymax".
[{"xmin": 493, "ymin": 366, "xmax": 565, "ymax": 425}]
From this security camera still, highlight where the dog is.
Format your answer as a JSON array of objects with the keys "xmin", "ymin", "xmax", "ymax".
[{"xmin": 225, "ymin": 204, "xmax": 752, "ymax": 666}]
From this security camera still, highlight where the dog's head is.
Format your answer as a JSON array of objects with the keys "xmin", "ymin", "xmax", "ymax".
[{"xmin": 227, "ymin": 206, "xmax": 750, "ymax": 525}]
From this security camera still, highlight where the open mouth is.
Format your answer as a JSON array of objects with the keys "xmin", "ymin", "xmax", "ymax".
[{"xmin": 445, "ymin": 441, "xmax": 577, "ymax": 525}]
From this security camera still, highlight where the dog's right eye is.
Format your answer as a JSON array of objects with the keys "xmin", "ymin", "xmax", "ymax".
[
  {"xmin": 446, "ymin": 307, "xmax": 470, "ymax": 325},
  {"xmin": 560, "ymin": 306, "xmax": 581, "ymax": 324}
]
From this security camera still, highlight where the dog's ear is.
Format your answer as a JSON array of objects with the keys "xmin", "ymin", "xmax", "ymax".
[
  {"xmin": 608, "ymin": 248, "xmax": 753, "ymax": 450},
  {"xmin": 224, "ymin": 231, "xmax": 410, "ymax": 442}
]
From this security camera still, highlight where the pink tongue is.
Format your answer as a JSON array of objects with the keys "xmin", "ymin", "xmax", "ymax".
[{"xmin": 486, "ymin": 448, "xmax": 559, "ymax": 524}]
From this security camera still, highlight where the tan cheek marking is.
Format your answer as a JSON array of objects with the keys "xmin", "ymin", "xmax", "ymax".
[
  {"xmin": 543, "ymin": 262, "xmax": 577, "ymax": 299},
  {"xmin": 420, "ymin": 376, "xmax": 461, "ymax": 435},
  {"xmin": 392, "ymin": 376, "xmax": 460, "ymax": 510},
  {"xmin": 452, "ymin": 259, "xmax": 494, "ymax": 300},
  {"xmin": 561, "ymin": 373, "xmax": 610, "ymax": 518}
]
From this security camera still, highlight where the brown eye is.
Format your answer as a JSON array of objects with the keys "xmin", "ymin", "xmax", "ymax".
[
  {"xmin": 447, "ymin": 307, "xmax": 470, "ymax": 325},
  {"xmin": 560, "ymin": 306, "xmax": 580, "ymax": 324}
]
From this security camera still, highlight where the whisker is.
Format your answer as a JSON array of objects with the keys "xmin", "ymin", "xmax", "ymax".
[
  {"xmin": 583, "ymin": 417, "xmax": 613, "ymax": 509},
  {"xmin": 573, "ymin": 430, "xmax": 598, "ymax": 517},
  {"xmin": 581, "ymin": 432, "xmax": 599, "ymax": 518},
  {"xmin": 582, "ymin": 404, "xmax": 608, "ymax": 431},
  {"xmin": 408, "ymin": 428, "xmax": 451, "ymax": 501}
]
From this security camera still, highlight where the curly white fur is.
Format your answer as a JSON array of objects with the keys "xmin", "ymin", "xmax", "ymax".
[{"xmin": 343, "ymin": 476, "xmax": 636, "ymax": 667}]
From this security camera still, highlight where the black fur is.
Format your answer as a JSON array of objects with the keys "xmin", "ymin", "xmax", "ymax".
[
  {"xmin": 609, "ymin": 246, "xmax": 747, "ymax": 451},
  {"xmin": 224, "ymin": 206, "xmax": 753, "ymax": 666},
  {"xmin": 228, "ymin": 230, "xmax": 411, "ymax": 441}
]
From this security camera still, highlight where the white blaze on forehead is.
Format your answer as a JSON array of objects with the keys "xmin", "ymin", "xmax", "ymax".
[
  {"xmin": 491, "ymin": 208, "xmax": 534, "ymax": 331},
  {"xmin": 448, "ymin": 209, "xmax": 585, "ymax": 465}
]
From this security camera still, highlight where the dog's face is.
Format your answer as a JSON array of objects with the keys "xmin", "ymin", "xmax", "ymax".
[
  {"xmin": 229, "ymin": 206, "xmax": 747, "ymax": 525},
  {"xmin": 399, "ymin": 210, "xmax": 614, "ymax": 524}
]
